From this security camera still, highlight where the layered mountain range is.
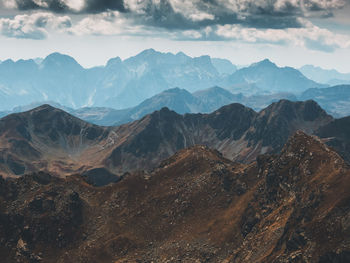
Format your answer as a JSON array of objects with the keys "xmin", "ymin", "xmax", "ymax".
[
  {"xmin": 76, "ymin": 84, "xmax": 350, "ymax": 125},
  {"xmin": 0, "ymin": 49, "xmax": 326, "ymax": 111},
  {"xmin": 1, "ymin": 99, "xmax": 349, "ymax": 186},
  {"xmin": 3, "ymin": 84, "xmax": 350, "ymax": 127}
]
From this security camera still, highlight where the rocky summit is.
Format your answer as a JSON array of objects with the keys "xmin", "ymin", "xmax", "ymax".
[{"xmin": 0, "ymin": 132, "xmax": 349, "ymax": 262}]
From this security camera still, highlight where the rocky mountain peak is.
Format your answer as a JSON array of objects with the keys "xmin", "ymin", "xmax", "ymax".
[
  {"xmin": 258, "ymin": 131, "xmax": 346, "ymax": 196},
  {"xmin": 252, "ymin": 58, "xmax": 277, "ymax": 68},
  {"xmin": 41, "ymin": 52, "xmax": 83, "ymax": 71},
  {"xmin": 280, "ymin": 130, "xmax": 335, "ymax": 161},
  {"xmin": 106, "ymin": 56, "xmax": 122, "ymax": 67},
  {"xmin": 263, "ymin": 99, "xmax": 331, "ymax": 121},
  {"xmin": 159, "ymin": 145, "xmax": 224, "ymax": 169},
  {"xmin": 149, "ymin": 107, "xmax": 181, "ymax": 121}
]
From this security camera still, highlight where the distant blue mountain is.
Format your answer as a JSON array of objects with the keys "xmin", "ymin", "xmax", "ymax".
[
  {"xmin": 300, "ymin": 85, "xmax": 350, "ymax": 117},
  {"xmin": 0, "ymin": 50, "xmax": 224, "ymax": 110},
  {"xmin": 0, "ymin": 50, "xmax": 325, "ymax": 111},
  {"xmin": 225, "ymin": 59, "xmax": 325, "ymax": 94},
  {"xmin": 3, "ymin": 84, "xmax": 349, "ymax": 125},
  {"xmin": 211, "ymin": 58, "xmax": 237, "ymax": 75},
  {"xmin": 0, "ymin": 87, "xmax": 298, "ymax": 126},
  {"xmin": 3, "ymin": 84, "xmax": 349, "ymax": 126},
  {"xmin": 299, "ymin": 65, "xmax": 350, "ymax": 85}
]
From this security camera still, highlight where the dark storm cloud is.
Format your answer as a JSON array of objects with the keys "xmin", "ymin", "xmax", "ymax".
[
  {"xmin": 125, "ymin": 0, "xmax": 302, "ymax": 30},
  {"xmin": 83, "ymin": 0, "xmax": 125, "ymax": 13},
  {"xmin": 121, "ymin": 0, "xmax": 347, "ymax": 30},
  {"xmin": 9, "ymin": 0, "xmax": 126, "ymax": 13},
  {"xmin": 1, "ymin": 0, "xmax": 347, "ymax": 29},
  {"xmin": 15, "ymin": 0, "xmax": 69, "ymax": 12}
]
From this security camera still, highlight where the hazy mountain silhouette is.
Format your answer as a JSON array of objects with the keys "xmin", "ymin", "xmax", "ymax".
[
  {"xmin": 300, "ymin": 65, "xmax": 350, "ymax": 85},
  {"xmin": 0, "ymin": 50, "xmax": 325, "ymax": 111},
  {"xmin": 225, "ymin": 59, "xmax": 325, "ymax": 94}
]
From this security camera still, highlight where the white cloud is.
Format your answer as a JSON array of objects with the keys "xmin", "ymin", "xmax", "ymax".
[
  {"xmin": 67, "ymin": 11, "xmax": 145, "ymax": 36},
  {"xmin": 208, "ymin": 19, "xmax": 350, "ymax": 52},
  {"xmin": 2, "ymin": 0, "xmax": 17, "ymax": 8},
  {"xmin": 62, "ymin": 0, "xmax": 85, "ymax": 11},
  {"xmin": 0, "ymin": 0, "xmax": 348, "ymax": 53},
  {"xmin": 168, "ymin": 0, "xmax": 215, "ymax": 22},
  {"xmin": 0, "ymin": 12, "xmax": 72, "ymax": 39}
]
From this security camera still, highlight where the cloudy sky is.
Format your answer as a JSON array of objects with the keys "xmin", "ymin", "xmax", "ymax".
[{"xmin": 0, "ymin": 0, "xmax": 349, "ymax": 71}]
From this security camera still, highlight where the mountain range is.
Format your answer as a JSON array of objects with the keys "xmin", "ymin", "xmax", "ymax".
[
  {"xmin": 1, "ymin": 100, "xmax": 349, "ymax": 184},
  {"xmin": 4, "ymin": 84, "xmax": 350, "ymax": 126},
  {"xmin": 0, "ymin": 87, "xmax": 298, "ymax": 126},
  {"xmin": 0, "ymin": 98, "xmax": 349, "ymax": 262},
  {"xmin": 1, "ymin": 50, "xmax": 350, "ymax": 262},
  {"xmin": 0, "ymin": 49, "xmax": 328, "ymax": 111}
]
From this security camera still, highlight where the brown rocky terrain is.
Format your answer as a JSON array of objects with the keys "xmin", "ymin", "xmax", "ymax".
[
  {"xmin": 0, "ymin": 132, "xmax": 349, "ymax": 262},
  {"xmin": 0, "ymin": 100, "xmax": 340, "ymax": 182}
]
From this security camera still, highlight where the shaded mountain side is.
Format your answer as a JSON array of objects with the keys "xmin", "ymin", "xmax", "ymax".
[
  {"xmin": 104, "ymin": 103, "xmax": 258, "ymax": 174},
  {"xmin": 0, "ymin": 100, "xmax": 337, "ymax": 177},
  {"xmin": 316, "ymin": 116, "xmax": 350, "ymax": 163},
  {"xmin": 245, "ymin": 99, "xmax": 333, "ymax": 153},
  {"xmin": 0, "ymin": 105, "xmax": 110, "ymax": 177},
  {"xmin": 103, "ymin": 100, "xmax": 332, "ymax": 174},
  {"xmin": 0, "ymin": 132, "xmax": 349, "ymax": 262}
]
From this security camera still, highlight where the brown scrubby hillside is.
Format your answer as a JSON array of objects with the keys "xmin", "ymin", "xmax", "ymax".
[{"xmin": 1, "ymin": 132, "xmax": 349, "ymax": 262}]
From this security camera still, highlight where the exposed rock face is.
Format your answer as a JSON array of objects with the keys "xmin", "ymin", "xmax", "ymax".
[
  {"xmin": 0, "ymin": 133, "xmax": 349, "ymax": 262},
  {"xmin": 0, "ymin": 100, "xmax": 338, "ymax": 178}
]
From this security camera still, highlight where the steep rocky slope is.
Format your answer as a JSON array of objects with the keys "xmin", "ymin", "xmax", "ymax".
[{"xmin": 0, "ymin": 132, "xmax": 349, "ymax": 262}]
